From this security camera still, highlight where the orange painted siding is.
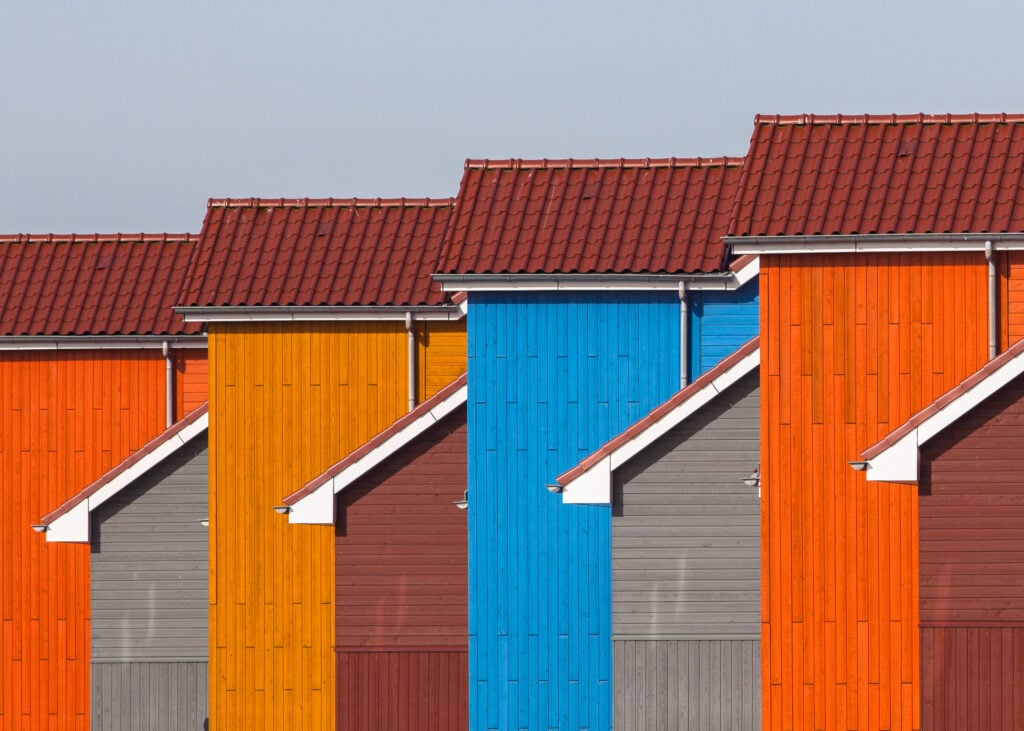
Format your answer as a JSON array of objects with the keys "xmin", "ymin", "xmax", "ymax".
[
  {"xmin": 417, "ymin": 321, "xmax": 467, "ymax": 400},
  {"xmin": 1001, "ymin": 251, "xmax": 1024, "ymax": 350},
  {"xmin": 0, "ymin": 351, "xmax": 178, "ymax": 730},
  {"xmin": 175, "ymin": 348, "xmax": 209, "ymax": 417},
  {"xmin": 761, "ymin": 253, "xmax": 993, "ymax": 731},
  {"xmin": 208, "ymin": 320, "xmax": 465, "ymax": 730}
]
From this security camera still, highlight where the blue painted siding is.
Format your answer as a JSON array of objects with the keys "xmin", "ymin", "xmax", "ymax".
[
  {"xmin": 688, "ymin": 280, "xmax": 760, "ymax": 377},
  {"xmin": 467, "ymin": 292, "xmax": 680, "ymax": 731}
]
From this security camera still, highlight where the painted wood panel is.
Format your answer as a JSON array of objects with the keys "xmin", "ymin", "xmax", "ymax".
[
  {"xmin": 208, "ymin": 321, "xmax": 465, "ymax": 730},
  {"xmin": 91, "ymin": 661, "xmax": 208, "ymax": 731},
  {"xmin": 418, "ymin": 321, "xmax": 468, "ymax": 401},
  {"xmin": 467, "ymin": 291, "xmax": 681, "ymax": 731},
  {"xmin": 91, "ymin": 436, "xmax": 208, "ymax": 661},
  {"xmin": 0, "ymin": 350, "xmax": 175, "ymax": 730},
  {"xmin": 614, "ymin": 639, "xmax": 760, "ymax": 731},
  {"xmin": 336, "ymin": 650, "xmax": 468, "ymax": 731},
  {"xmin": 917, "ymin": 373, "xmax": 1024, "ymax": 729},
  {"xmin": 689, "ymin": 281, "xmax": 760, "ymax": 378},
  {"xmin": 174, "ymin": 348, "xmax": 209, "ymax": 417},
  {"xmin": 760, "ymin": 253, "xmax": 994, "ymax": 731}
]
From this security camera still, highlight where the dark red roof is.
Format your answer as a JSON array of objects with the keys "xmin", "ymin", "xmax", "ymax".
[
  {"xmin": 730, "ymin": 113, "xmax": 1024, "ymax": 237},
  {"xmin": 438, "ymin": 157, "xmax": 744, "ymax": 275},
  {"xmin": 179, "ymin": 198, "xmax": 455, "ymax": 308},
  {"xmin": 0, "ymin": 234, "xmax": 200, "ymax": 336}
]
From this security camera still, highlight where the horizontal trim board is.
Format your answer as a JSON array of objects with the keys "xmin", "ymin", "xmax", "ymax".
[
  {"xmin": 434, "ymin": 272, "xmax": 742, "ymax": 291},
  {"xmin": 729, "ymin": 232, "xmax": 1024, "ymax": 255},
  {"xmin": 177, "ymin": 305, "xmax": 463, "ymax": 322},
  {"xmin": 0, "ymin": 336, "xmax": 207, "ymax": 350}
]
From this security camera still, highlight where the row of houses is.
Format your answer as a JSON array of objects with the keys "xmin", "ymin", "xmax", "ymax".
[{"xmin": 4, "ymin": 113, "xmax": 1024, "ymax": 730}]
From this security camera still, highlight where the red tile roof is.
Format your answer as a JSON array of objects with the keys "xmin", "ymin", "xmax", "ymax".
[
  {"xmin": 556, "ymin": 336, "xmax": 759, "ymax": 486},
  {"xmin": 438, "ymin": 157, "xmax": 744, "ymax": 275},
  {"xmin": 284, "ymin": 372, "xmax": 467, "ymax": 505},
  {"xmin": 39, "ymin": 402, "xmax": 209, "ymax": 525},
  {"xmin": 730, "ymin": 113, "xmax": 1024, "ymax": 237},
  {"xmin": 862, "ymin": 336, "xmax": 1024, "ymax": 460},
  {"xmin": 179, "ymin": 198, "xmax": 455, "ymax": 308},
  {"xmin": 0, "ymin": 234, "xmax": 200, "ymax": 336}
]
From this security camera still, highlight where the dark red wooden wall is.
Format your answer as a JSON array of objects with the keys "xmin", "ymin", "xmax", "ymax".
[
  {"xmin": 919, "ymin": 373, "xmax": 1024, "ymax": 730},
  {"xmin": 335, "ymin": 410, "xmax": 468, "ymax": 731}
]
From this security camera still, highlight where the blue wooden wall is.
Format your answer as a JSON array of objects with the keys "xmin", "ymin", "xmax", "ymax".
[
  {"xmin": 688, "ymin": 280, "xmax": 760, "ymax": 378},
  {"xmin": 466, "ymin": 285, "xmax": 760, "ymax": 730}
]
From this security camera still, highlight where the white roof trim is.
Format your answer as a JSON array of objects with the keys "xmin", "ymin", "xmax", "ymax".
[
  {"xmin": 729, "ymin": 233, "xmax": 1024, "ymax": 256},
  {"xmin": 561, "ymin": 347, "xmax": 760, "ymax": 504},
  {"xmin": 0, "ymin": 336, "xmax": 206, "ymax": 351},
  {"xmin": 865, "ymin": 350, "xmax": 1024, "ymax": 482},
  {"xmin": 288, "ymin": 384, "xmax": 468, "ymax": 524},
  {"xmin": 177, "ymin": 305, "xmax": 464, "ymax": 323},
  {"xmin": 45, "ymin": 413, "xmax": 208, "ymax": 542},
  {"xmin": 434, "ymin": 272, "xmax": 745, "ymax": 293}
]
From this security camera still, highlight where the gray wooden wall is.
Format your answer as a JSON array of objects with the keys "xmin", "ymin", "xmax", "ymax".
[
  {"xmin": 612, "ymin": 371, "xmax": 760, "ymax": 730},
  {"xmin": 90, "ymin": 434, "xmax": 208, "ymax": 730}
]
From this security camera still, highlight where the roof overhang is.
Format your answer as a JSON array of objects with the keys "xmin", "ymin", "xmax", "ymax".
[
  {"xmin": 556, "ymin": 338, "xmax": 760, "ymax": 504},
  {"xmin": 284, "ymin": 374, "xmax": 468, "ymax": 524},
  {"xmin": 729, "ymin": 233, "xmax": 1024, "ymax": 256},
  {"xmin": 433, "ymin": 268, "xmax": 753, "ymax": 293},
  {"xmin": 177, "ymin": 305, "xmax": 464, "ymax": 323},
  {"xmin": 860, "ymin": 340, "xmax": 1024, "ymax": 483},
  {"xmin": 0, "ymin": 335, "xmax": 207, "ymax": 351},
  {"xmin": 38, "ymin": 405, "xmax": 209, "ymax": 542}
]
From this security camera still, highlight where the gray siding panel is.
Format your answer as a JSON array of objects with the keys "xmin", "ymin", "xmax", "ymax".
[
  {"xmin": 91, "ymin": 436, "xmax": 208, "ymax": 661},
  {"xmin": 614, "ymin": 640, "xmax": 760, "ymax": 731},
  {"xmin": 612, "ymin": 372, "xmax": 760, "ymax": 729},
  {"xmin": 92, "ymin": 661, "xmax": 208, "ymax": 730}
]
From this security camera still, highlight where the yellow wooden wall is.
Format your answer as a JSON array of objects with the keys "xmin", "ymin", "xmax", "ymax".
[
  {"xmin": 761, "ymin": 253, "xmax": 994, "ymax": 731},
  {"xmin": 208, "ymin": 320, "xmax": 465, "ymax": 730}
]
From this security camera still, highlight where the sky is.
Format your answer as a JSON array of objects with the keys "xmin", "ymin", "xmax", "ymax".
[{"xmin": 2, "ymin": 0, "xmax": 1022, "ymax": 234}]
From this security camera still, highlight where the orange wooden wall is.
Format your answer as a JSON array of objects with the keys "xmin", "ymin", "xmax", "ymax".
[
  {"xmin": 760, "ymin": 253, "xmax": 1001, "ymax": 731},
  {"xmin": 0, "ymin": 349, "xmax": 208, "ymax": 730},
  {"xmin": 175, "ymin": 348, "xmax": 209, "ymax": 417},
  {"xmin": 207, "ymin": 320, "xmax": 465, "ymax": 730}
]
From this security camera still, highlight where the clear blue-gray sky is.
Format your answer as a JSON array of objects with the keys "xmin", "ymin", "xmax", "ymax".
[{"xmin": 2, "ymin": 0, "xmax": 1020, "ymax": 233}]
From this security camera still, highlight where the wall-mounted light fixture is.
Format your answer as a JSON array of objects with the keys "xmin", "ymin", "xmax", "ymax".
[
  {"xmin": 272, "ymin": 505, "xmax": 291, "ymax": 515},
  {"xmin": 30, "ymin": 524, "xmax": 48, "ymax": 533},
  {"xmin": 454, "ymin": 491, "xmax": 469, "ymax": 510},
  {"xmin": 742, "ymin": 466, "xmax": 760, "ymax": 488},
  {"xmin": 198, "ymin": 518, "xmax": 210, "ymax": 527},
  {"xmin": 848, "ymin": 461, "xmax": 870, "ymax": 472},
  {"xmin": 545, "ymin": 483, "xmax": 563, "ymax": 494}
]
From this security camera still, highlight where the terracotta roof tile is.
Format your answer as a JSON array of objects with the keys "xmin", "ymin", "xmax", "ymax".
[
  {"xmin": 0, "ymin": 234, "xmax": 200, "ymax": 336},
  {"xmin": 730, "ymin": 113, "xmax": 1024, "ymax": 237},
  {"xmin": 439, "ymin": 157, "xmax": 744, "ymax": 274},
  {"xmin": 179, "ymin": 198, "xmax": 455, "ymax": 308}
]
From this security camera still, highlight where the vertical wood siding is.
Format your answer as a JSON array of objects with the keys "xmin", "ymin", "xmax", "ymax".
[
  {"xmin": 418, "ymin": 321, "xmax": 468, "ymax": 400},
  {"xmin": 612, "ymin": 372, "xmax": 760, "ymax": 729},
  {"xmin": 208, "ymin": 321, "xmax": 465, "ymax": 730},
  {"xmin": 174, "ymin": 348, "xmax": 209, "ymax": 418},
  {"xmin": 91, "ymin": 436, "xmax": 208, "ymax": 662},
  {"xmin": 614, "ymin": 639, "xmax": 760, "ymax": 731},
  {"xmin": 0, "ymin": 351, "xmax": 171, "ymax": 730},
  {"xmin": 760, "ymin": 254, "xmax": 992, "ymax": 731},
  {"xmin": 689, "ymin": 281, "xmax": 761, "ymax": 378},
  {"xmin": 91, "ymin": 661, "xmax": 208, "ymax": 731},
  {"xmin": 336, "ymin": 650, "xmax": 468, "ymax": 731},
  {"xmin": 334, "ymin": 411, "xmax": 468, "ymax": 730},
  {"xmin": 467, "ymin": 292, "xmax": 680, "ymax": 731},
  {"xmin": 917, "ymin": 373, "xmax": 1024, "ymax": 729}
]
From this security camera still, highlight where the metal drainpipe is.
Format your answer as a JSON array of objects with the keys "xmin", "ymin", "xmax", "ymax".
[
  {"xmin": 986, "ymin": 240, "xmax": 998, "ymax": 360},
  {"xmin": 679, "ymin": 281, "xmax": 688, "ymax": 388},
  {"xmin": 162, "ymin": 341, "xmax": 174, "ymax": 428},
  {"xmin": 405, "ymin": 313, "xmax": 416, "ymax": 412}
]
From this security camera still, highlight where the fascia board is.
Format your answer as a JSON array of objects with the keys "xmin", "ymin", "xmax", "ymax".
[
  {"xmin": 178, "ymin": 306, "xmax": 464, "ymax": 323},
  {"xmin": 0, "ymin": 336, "xmax": 207, "ymax": 351}
]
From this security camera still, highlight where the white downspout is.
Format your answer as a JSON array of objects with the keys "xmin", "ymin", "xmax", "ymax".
[
  {"xmin": 679, "ymin": 281, "xmax": 688, "ymax": 388},
  {"xmin": 162, "ymin": 341, "xmax": 174, "ymax": 428},
  {"xmin": 986, "ymin": 240, "xmax": 998, "ymax": 360},
  {"xmin": 405, "ymin": 313, "xmax": 416, "ymax": 412}
]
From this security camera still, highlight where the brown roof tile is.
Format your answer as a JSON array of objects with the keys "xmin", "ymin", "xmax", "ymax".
[
  {"xmin": 179, "ymin": 198, "xmax": 455, "ymax": 308},
  {"xmin": 439, "ymin": 157, "xmax": 744, "ymax": 274},
  {"xmin": 0, "ymin": 234, "xmax": 200, "ymax": 336},
  {"xmin": 730, "ymin": 113, "xmax": 1024, "ymax": 237}
]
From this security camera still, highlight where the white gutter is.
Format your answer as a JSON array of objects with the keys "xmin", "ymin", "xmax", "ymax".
[
  {"xmin": 729, "ymin": 232, "xmax": 1024, "ymax": 255},
  {"xmin": 176, "ymin": 305, "xmax": 463, "ymax": 323},
  {"xmin": 678, "ymin": 281, "xmax": 688, "ymax": 388},
  {"xmin": 986, "ymin": 240, "xmax": 998, "ymax": 359},
  {"xmin": 405, "ymin": 312, "xmax": 416, "ymax": 412},
  {"xmin": 162, "ymin": 341, "xmax": 174, "ymax": 428},
  {"xmin": 0, "ymin": 336, "xmax": 207, "ymax": 351},
  {"xmin": 433, "ymin": 272, "xmax": 742, "ymax": 292}
]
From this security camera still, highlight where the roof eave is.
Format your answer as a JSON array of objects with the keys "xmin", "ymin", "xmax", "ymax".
[
  {"xmin": 729, "ymin": 232, "xmax": 1024, "ymax": 255},
  {"xmin": 433, "ymin": 271, "xmax": 748, "ymax": 293},
  {"xmin": 176, "ymin": 304, "xmax": 464, "ymax": 323},
  {"xmin": 0, "ymin": 335, "xmax": 207, "ymax": 351}
]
